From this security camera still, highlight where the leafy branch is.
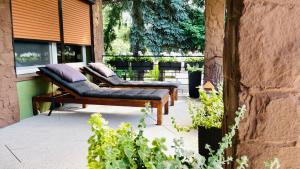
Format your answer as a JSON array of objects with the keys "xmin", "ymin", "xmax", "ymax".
[{"xmin": 172, "ymin": 86, "xmax": 224, "ymax": 132}]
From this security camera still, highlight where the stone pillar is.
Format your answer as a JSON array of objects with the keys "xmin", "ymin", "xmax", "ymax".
[
  {"xmin": 204, "ymin": 0, "xmax": 225, "ymax": 87},
  {"xmin": 0, "ymin": 0, "xmax": 20, "ymax": 127},
  {"xmin": 92, "ymin": 0, "xmax": 104, "ymax": 62},
  {"xmin": 224, "ymin": 0, "xmax": 300, "ymax": 168}
]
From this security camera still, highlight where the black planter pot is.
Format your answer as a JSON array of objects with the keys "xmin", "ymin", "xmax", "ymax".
[
  {"xmin": 188, "ymin": 71, "xmax": 202, "ymax": 98},
  {"xmin": 131, "ymin": 61, "xmax": 154, "ymax": 71},
  {"xmin": 198, "ymin": 126, "xmax": 222, "ymax": 159},
  {"xmin": 184, "ymin": 61, "xmax": 204, "ymax": 70},
  {"xmin": 107, "ymin": 60, "xmax": 129, "ymax": 70},
  {"xmin": 158, "ymin": 62, "xmax": 181, "ymax": 71}
]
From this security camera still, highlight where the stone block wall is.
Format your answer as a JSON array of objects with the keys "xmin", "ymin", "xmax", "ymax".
[
  {"xmin": 0, "ymin": 0, "xmax": 20, "ymax": 127},
  {"xmin": 237, "ymin": 0, "xmax": 300, "ymax": 168},
  {"xmin": 224, "ymin": 0, "xmax": 300, "ymax": 168},
  {"xmin": 204, "ymin": 0, "xmax": 225, "ymax": 86}
]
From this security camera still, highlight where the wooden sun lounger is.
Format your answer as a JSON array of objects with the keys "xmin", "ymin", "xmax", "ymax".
[
  {"xmin": 81, "ymin": 67, "xmax": 179, "ymax": 106},
  {"xmin": 32, "ymin": 70, "xmax": 169, "ymax": 125}
]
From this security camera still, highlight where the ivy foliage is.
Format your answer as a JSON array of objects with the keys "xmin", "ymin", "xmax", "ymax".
[
  {"xmin": 172, "ymin": 86, "xmax": 224, "ymax": 132},
  {"xmin": 87, "ymin": 104, "xmax": 171, "ymax": 169},
  {"xmin": 87, "ymin": 104, "xmax": 281, "ymax": 169},
  {"xmin": 88, "ymin": 104, "xmax": 276, "ymax": 169}
]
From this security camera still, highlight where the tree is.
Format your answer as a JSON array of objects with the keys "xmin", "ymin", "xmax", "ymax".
[
  {"xmin": 181, "ymin": 1, "xmax": 205, "ymax": 52},
  {"xmin": 103, "ymin": 0, "xmax": 205, "ymax": 54},
  {"xmin": 130, "ymin": 0, "xmax": 146, "ymax": 56},
  {"xmin": 103, "ymin": 1, "xmax": 130, "ymax": 52},
  {"xmin": 141, "ymin": 0, "xmax": 189, "ymax": 54}
]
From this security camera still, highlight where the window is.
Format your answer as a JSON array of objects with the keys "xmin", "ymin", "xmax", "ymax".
[
  {"xmin": 12, "ymin": 0, "xmax": 93, "ymax": 75},
  {"xmin": 14, "ymin": 41, "xmax": 91, "ymax": 74},
  {"xmin": 57, "ymin": 44, "xmax": 90, "ymax": 68},
  {"xmin": 85, "ymin": 46, "xmax": 92, "ymax": 63},
  {"xmin": 14, "ymin": 41, "xmax": 55, "ymax": 74},
  {"xmin": 57, "ymin": 44, "xmax": 83, "ymax": 63}
]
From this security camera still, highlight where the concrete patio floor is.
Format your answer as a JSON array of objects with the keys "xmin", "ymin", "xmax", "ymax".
[{"xmin": 0, "ymin": 96, "xmax": 197, "ymax": 169}]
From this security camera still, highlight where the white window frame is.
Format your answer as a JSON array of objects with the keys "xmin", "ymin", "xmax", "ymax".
[
  {"xmin": 65, "ymin": 45, "xmax": 87, "ymax": 69},
  {"xmin": 16, "ymin": 43, "xmax": 87, "ymax": 75},
  {"xmin": 16, "ymin": 42, "xmax": 56, "ymax": 75}
]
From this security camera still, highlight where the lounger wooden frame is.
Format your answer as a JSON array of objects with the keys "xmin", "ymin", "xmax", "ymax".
[
  {"xmin": 32, "ymin": 71, "xmax": 169, "ymax": 125},
  {"xmin": 81, "ymin": 67, "xmax": 178, "ymax": 106}
]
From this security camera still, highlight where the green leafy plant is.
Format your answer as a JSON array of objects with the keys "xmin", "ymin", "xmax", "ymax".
[
  {"xmin": 185, "ymin": 57, "xmax": 204, "ymax": 63},
  {"xmin": 87, "ymin": 104, "xmax": 279, "ymax": 169},
  {"xmin": 146, "ymin": 65, "xmax": 160, "ymax": 80},
  {"xmin": 87, "ymin": 104, "xmax": 171, "ymax": 169},
  {"xmin": 186, "ymin": 64, "xmax": 203, "ymax": 72},
  {"xmin": 172, "ymin": 86, "xmax": 224, "ymax": 132},
  {"xmin": 185, "ymin": 57, "xmax": 204, "ymax": 72},
  {"xmin": 105, "ymin": 55, "xmax": 131, "ymax": 62},
  {"xmin": 171, "ymin": 106, "xmax": 248, "ymax": 169},
  {"xmin": 265, "ymin": 158, "xmax": 280, "ymax": 169},
  {"xmin": 158, "ymin": 56, "xmax": 179, "ymax": 63},
  {"xmin": 132, "ymin": 56, "xmax": 154, "ymax": 62}
]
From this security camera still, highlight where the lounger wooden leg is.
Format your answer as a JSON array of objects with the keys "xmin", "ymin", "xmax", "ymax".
[
  {"xmin": 82, "ymin": 104, "xmax": 87, "ymax": 108},
  {"xmin": 170, "ymin": 89, "xmax": 175, "ymax": 106},
  {"xmin": 164, "ymin": 101, "xmax": 169, "ymax": 115},
  {"xmin": 157, "ymin": 104, "xmax": 162, "ymax": 125},
  {"xmin": 48, "ymin": 101, "xmax": 55, "ymax": 116},
  {"xmin": 32, "ymin": 98, "xmax": 40, "ymax": 116}
]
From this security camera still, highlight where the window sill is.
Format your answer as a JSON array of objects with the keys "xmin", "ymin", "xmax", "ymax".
[{"xmin": 16, "ymin": 73, "xmax": 40, "ymax": 82}]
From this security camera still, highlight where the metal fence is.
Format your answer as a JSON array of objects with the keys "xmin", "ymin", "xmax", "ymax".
[{"xmin": 102, "ymin": 55, "xmax": 205, "ymax": 95}]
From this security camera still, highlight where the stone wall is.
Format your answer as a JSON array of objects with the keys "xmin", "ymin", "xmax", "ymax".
[
  {"xmin": 92, "ymin": 0, "xmax": 104, "ymax": 62},
  {"xmin": 204, "ymin": 0, "xmax": 225, "ymax": 86},
  {"xmin": 0, "ymin": 0, "xmax": 20, "ymax": 127},
  {"xmin": 237, "ymin": 0, "xmax": 300, "ymax": 168},
  {"xmin": 224, "ymin": 0, "xmax": 300, "ymax": 168}
]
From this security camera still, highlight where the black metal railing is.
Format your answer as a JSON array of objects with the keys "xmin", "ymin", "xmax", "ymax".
[{"xmin": 102, "ymin": 54, "xmax": 205, "ymax": 94}]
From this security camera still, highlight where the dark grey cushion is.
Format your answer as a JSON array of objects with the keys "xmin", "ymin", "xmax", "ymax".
[
  {"xmin": 89, "ymin": 62, "xmax": 116, "ymax": 77},
  {"xmin": 39, "ymin": 67, "xmax": 99, "ymax": 96},
  {"xmin": 120, "ymin": 81, "xmax": 179, "ymax": 88},
  {"xmin": 46, "ymin": 64, "xmax": 86, "ymax": 82},
  {"xmin": 85, "ymin": 66, "xmax": 125, "ymax": 85},
  {"xmin": 84, "ymin": 66, "xmax": 179, "ymax": 88},
  {"xmin": 39, "ymin": 67, "xmax": 168, "ymax": 100},
  {"xmin": 84, "ymin": 88, "xmax": 168, "ymax": 100}
]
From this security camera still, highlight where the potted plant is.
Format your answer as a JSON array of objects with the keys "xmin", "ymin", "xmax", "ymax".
[
  {"xmin": 158, "ymin": 57, "xmax": 181, "ymax": 71},
  {"xmin": 172, "ymin": 87, "xmax": 224, "ymax": 158},
  {"xmin": 184, "ymin": 57, "xmax": 204, "ymax": 70},
  {"xmin": 131, "ymin": 56, "xmax": 154, "ymax": 71},
  {"xmin": 187, "ymin": 65, "xmax": 203, "ymax": 98},
  {"xmin": 87, "ymin": 103, "xmax": 265, "ymax": 169},
  {"xmin": 105, "ymin": 55, "xmax": 130, "ymax": 70}
]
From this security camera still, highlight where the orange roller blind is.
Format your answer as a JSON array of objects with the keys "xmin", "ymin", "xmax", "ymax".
[
  {"xmin": 11, "ymin": 0, "xmax": 60, "ymax": 41},
  {"xmin": 62, "ymin": 0, "xmax": 91, "ymax": 45}
]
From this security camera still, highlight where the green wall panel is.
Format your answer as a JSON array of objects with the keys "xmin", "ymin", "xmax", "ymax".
[{"xmin": 17, "ymin": 78, "xmax": 54, "ymax": 120}]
